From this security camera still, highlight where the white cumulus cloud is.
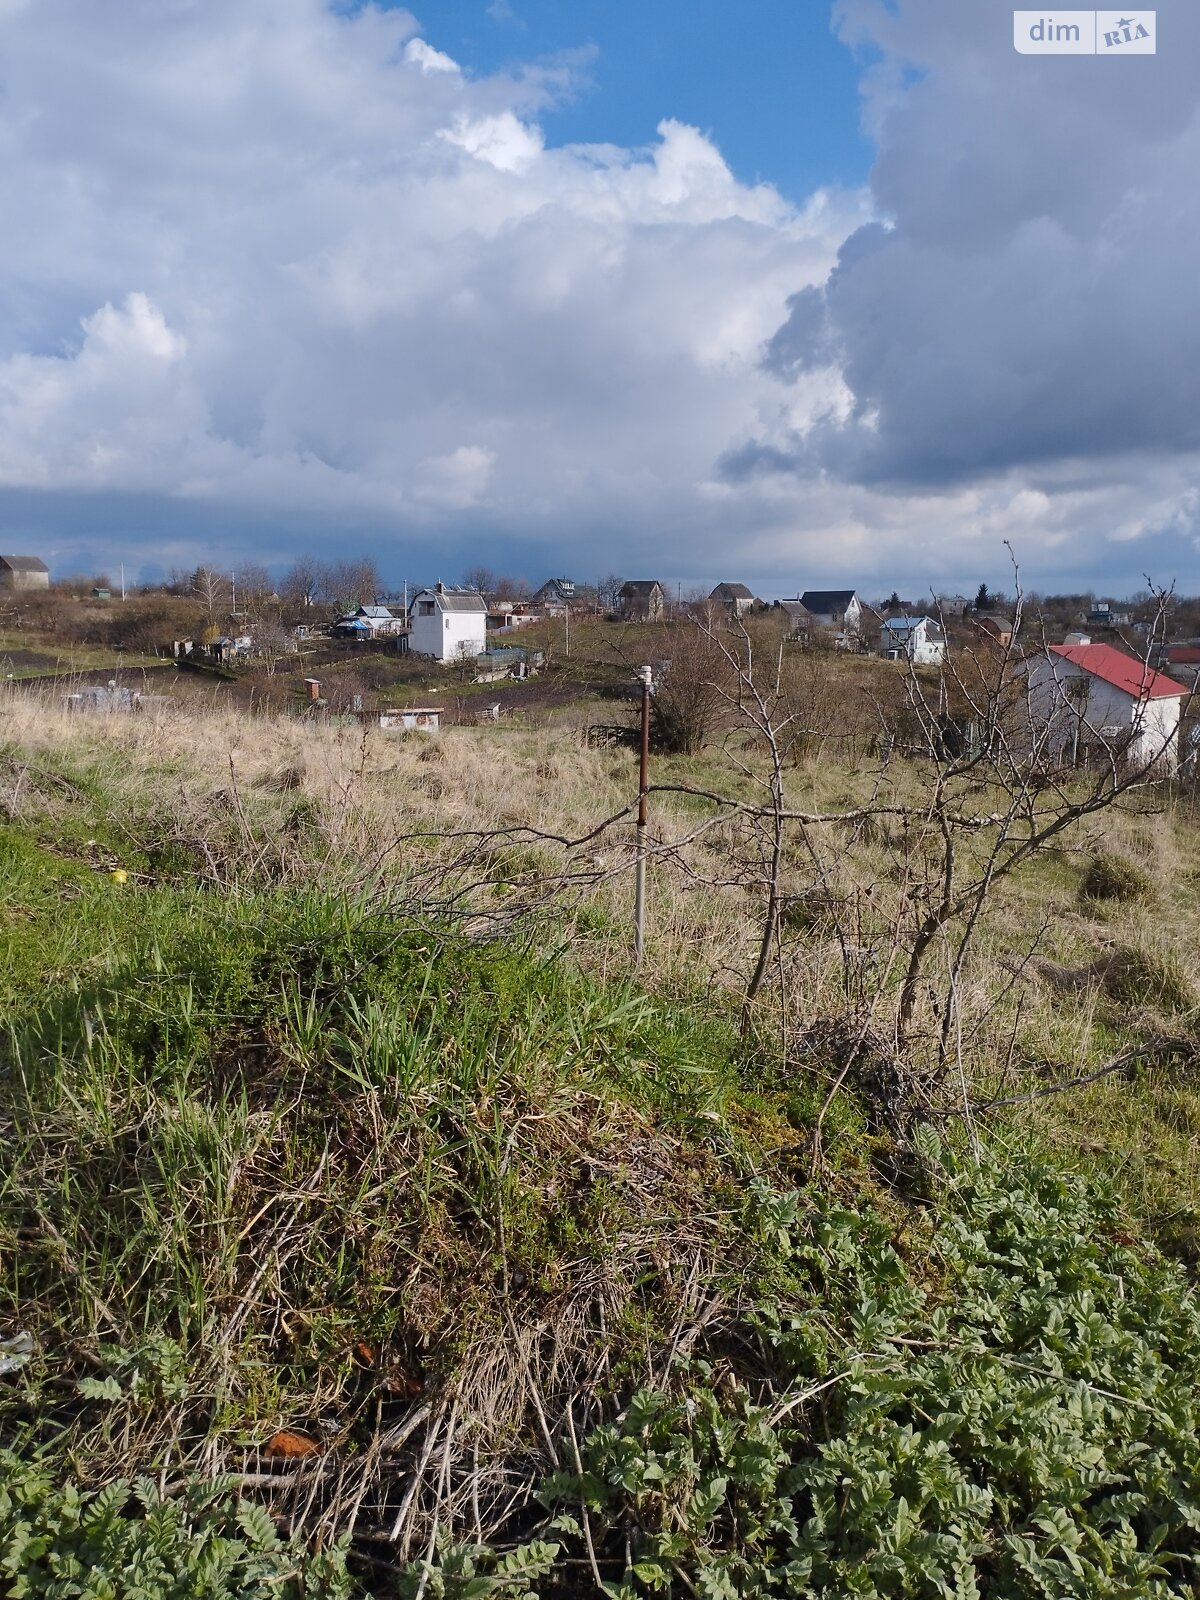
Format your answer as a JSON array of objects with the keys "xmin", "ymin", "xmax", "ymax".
[{"xmin": 0, "ymin": 0, "xmax": 874, "ymax": 582}]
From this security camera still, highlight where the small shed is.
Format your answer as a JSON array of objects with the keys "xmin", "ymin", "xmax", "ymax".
[
  {"xmin": 379, "ymin": 706, "xmax": 442, "ymax": 732},
  {"xmin": 617, "ymin": 580, "xmax": 666, "ymax": 622},
  {"xmin": 0, "ymin": 554, "xmax": 50, "ymax": 591}
]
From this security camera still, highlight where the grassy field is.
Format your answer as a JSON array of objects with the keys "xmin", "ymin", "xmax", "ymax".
[
  {"xmin": 0, "ymin": 627, "xmax": 165, "ymax": 680},
  {"xmin": 3, "ymin": 683, "xmax": 1200, "ymax": 1596}
]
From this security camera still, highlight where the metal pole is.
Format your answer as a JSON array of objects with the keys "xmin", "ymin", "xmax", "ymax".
[{"xmin": 634, "ymin": 664, "xmax": 652, "ymax": 966}]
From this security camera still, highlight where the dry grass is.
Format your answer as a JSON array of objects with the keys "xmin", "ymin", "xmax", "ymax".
[
  {"xmin": 4, "ymin": 680, "xmax": 1199, "ymax": 1120},
  {"xmin": 6, "ymin": 678, "xmax": 1200, "ymax": 1586}
]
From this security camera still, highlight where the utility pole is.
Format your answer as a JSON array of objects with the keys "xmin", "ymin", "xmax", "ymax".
[
  {"xmin": 634, "ymin": 664, "xmax": 652, "ymax": 966},
  {"xmin": 120, "ymin": 563, "xmax": 126, "ymax": 601}
]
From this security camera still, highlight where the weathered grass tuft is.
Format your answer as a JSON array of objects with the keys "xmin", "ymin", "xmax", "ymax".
[{"xmin": 1081, "ymin": 851, "xmax": 1156, "ymax": 904}]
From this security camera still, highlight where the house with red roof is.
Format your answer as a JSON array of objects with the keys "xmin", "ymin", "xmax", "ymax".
[
  {"xmin": 1021, "ymin": 642, "xmax": 1190, "ymax": 771},
  {"xmin": 1160, "ymin": 645, "xmax": 1200, "ymax": 690}
]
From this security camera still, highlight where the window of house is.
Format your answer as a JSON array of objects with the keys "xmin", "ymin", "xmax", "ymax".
[{"xmin": 419, "ymin": 601, "xmax": 435, "ymax": 615}]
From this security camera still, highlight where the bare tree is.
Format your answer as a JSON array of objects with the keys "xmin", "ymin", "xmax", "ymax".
[
  {"xmin": 233, "ymin": 562, "xmax": 274, "ymax": 617},
  {"xmin": 462, "ymin": 566, "xmax": 496, "ymax": 596},
  {"xmin": 648, "ymin": 628, "xmax": 732, "ymax": 754},
  {"xmin": 191, "ymin": 565, "xmax": 230, "ymax": 625},
  {"xmin": 324, "ymin": 557, "xmax": 381, "ymax": 613},
  {"xmin": 280, "ymin": 556, "xmax": 324, "ymax": 610}
]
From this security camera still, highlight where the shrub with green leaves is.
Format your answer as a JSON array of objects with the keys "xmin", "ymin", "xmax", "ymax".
[
  {"xmin": 551, "ymin": 1138, "xmax": 1200, "ymax": 1598},
  {"xmin": 0, "ymin": 1453, "xmax": 352, "ymax": 1600}
]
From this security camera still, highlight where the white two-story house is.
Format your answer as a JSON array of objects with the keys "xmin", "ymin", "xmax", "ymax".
[
  {"xmin": 880, "ymin": 615, "xmax": 946, "ymax": 665},
  {"xmin": 408, "ymin": 584, "xmax": 488, "ymax": 663}
]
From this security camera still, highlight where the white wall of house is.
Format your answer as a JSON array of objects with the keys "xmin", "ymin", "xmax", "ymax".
[
  {"xmin": 882, "ymin": 618, "xmax": 945, "ymax": 665},
  {"xmin": 408, "ymin": 590, "xmax": 487, "ymax": 662},
  {"xmin": 1024, "ymin": 658, "xmax": 1183, "ymax": 771}
]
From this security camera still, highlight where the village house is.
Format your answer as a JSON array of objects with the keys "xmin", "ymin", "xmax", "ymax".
[
  {"xmin": 1157, "ymin": 645, "xmax": 1200, "ymax": 689},
  {"xmin": 0, "ymin": 554, "xmax": 50, "ymax": 591},
  {"xmin": 972, "ymin": 612, "xmax": 1014, "ymax": 648},
  {"xmin": 880, "ymin": 614, "xmax": 947, "ymax": 665},
  {"xmin": 792, "ymin": 589, "xmax": 863, "ymax": 638},
  {"xmin": 777, "ymin": 598, "xmax": 814, "ymax": 638},
  {"xmin": 708, "ymin": 582, "xmax": 758, "ymax": 620},
  {"xmin": 935, "ymin": 595, "xmax": 970, "ymax": 618},
  {"xmin": 1020, "ymin": 642, "xmax": 1188, "ymax": 772},
  {"xmin": 408, "ymin": 583, "xmax": 488, "ymax": 662},
  {"xmin": 534, "ymin": 578, "xmax": 575, "ymax": 609},
  {"xmin": 617, "ymin": 580, "xmax": 666, "ymax": 622},
  {"xmin": 485, "ymin": 599, "xmax": 538, "ymax": 632},
  {"xmin": 1087, "ymin": 601, "xmax": 1133, "ymax": 630},
  {"xmin": 333, "ymin": 604, "xmax": 402, "ymax": 639}
]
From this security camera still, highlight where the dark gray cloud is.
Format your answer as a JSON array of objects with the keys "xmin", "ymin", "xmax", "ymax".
[{"xmin": 747, "ymin": 0, "xmax": 1200, "ymax": 493}]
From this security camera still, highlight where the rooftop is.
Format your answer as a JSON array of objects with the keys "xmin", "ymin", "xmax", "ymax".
[
  {"xmin": 798, "ymin": 589, "xmax": 857, "ymax": 612},
  {"xmin": 882, "ymin": 614, "xmax": 940, "ymax": 635},
  {"xmin": 413, "ymin": 585, "xmax": 487, "ymax": 613},
  {"xmin": 1047, "ymin": 642, "xmax": 1188, "ymax": 700},
  {"xmin": 0, "ymin": 554, "xmax": 49, "ymax": 572}
]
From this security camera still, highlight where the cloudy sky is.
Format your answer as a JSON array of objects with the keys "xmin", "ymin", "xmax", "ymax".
[{"xmin": 0, "ymin": 0, "xmax": 1196, "ymax": 595}]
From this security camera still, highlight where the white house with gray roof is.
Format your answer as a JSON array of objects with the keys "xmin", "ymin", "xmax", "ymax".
[
  {"xmin": 408, "ymin": 583, "xmax": 488, "ymax": 662},
  {"xmin": 880, "ymin": 615, "xmax": 946, "ymax": 665},
  {"xmin": 796, "ymin": 589, "xmax": 862, "ymax": 634}
]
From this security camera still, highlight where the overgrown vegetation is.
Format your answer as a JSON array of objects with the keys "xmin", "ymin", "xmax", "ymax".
[
  {"xmin": 1081, "ymin": 851, "xmax": 1156, "ymax": 904},
  {"xmin": 2, "ymin": 672, "xmax": 1200, "ymax": 1596}
]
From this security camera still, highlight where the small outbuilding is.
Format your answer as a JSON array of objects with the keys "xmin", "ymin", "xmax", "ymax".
[
  {"xmin": 616, "ymin": 580, "xmax": 667, "ymax": 622},
  {"xmin": 334, "ymin": 605, "xmax": 402, "ymax": 639},
  {"xmin": 972, "ymin": 613, "xmax": 1014, "ymax": 648},
  {"xmin": 379, "ymin": 706, "xmax": 442, "ymax": 732},
  {"xmin": 0, "ymin": 555, "xmax": 50, "ymax": 591}
]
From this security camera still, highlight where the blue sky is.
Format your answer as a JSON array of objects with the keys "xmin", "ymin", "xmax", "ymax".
[
  {"xmin": 0, "ymin": 0, "xmax": 1196, "ymax": 597},
  {"xmin": 401, "ymin": 0, "xmax": 875, "ymax": 199}
]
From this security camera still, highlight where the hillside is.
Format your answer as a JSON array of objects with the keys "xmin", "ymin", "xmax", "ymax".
[{"xmin": 3, "ymin": 685, "xmax": 1200, "ymax": 1597}]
